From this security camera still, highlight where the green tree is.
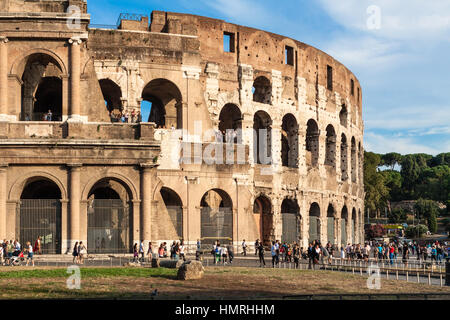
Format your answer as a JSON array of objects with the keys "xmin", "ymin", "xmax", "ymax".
[
  {"xmin": 382, "ymin": 152, "xmax": 403, "ymax": 170},
  {"xmin": 380, "ymin": 170, "xmax": 403, "ymax": 201},
  {"xmin": 416, "ymin": 165, "xmax": 450, "ymax": 203},
  {"xmin": 429, "ymin": 152, "xmax": 450, "ymax": 167},
  {"xmin": 405, "ymin": 224, "xmax": 428, "ymax": 238},
  {"xmin": 414, "ymin": 198, "xmax": 439, "ymax": 233},
  {"xmin": 388, "ymin": 208, "xmax": 407, "ymax": 223},
  {"xmin": 401, "ymin": 154, "xmax": 431, "ymax": 199},
  {"xmin": 364, "ymin": 152, "xmax": 389, "ymax": 218}
]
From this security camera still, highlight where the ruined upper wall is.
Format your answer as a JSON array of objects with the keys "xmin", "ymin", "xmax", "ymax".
[
  {"xmin": 140, "ymin": 11, "xmax": 362, "ymax": 117},
  {"xmin": 1, "ymin": 0, "xmax": 87, "ymax": 13}
]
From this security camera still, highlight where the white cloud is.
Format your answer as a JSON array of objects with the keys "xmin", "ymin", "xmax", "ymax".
[
  {"xmin": 365, "ymin": 106, "xmax": 450, "ymax": 130},
  {"xmin": 317, "ymin": 0, "xmax": 450, "ymax": 41},
  {"xmin": 364, "ymin": 132, "xmax": 440, "ymax": 155}
]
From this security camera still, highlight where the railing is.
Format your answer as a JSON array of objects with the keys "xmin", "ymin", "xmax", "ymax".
[{"xmin": 116, "ymin": 13, "xmax": 148, "ymax": 27}]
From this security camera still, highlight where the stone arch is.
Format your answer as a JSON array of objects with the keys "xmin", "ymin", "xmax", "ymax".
[
  {"xmin": 341, "ymin": 133, "xmax": 348, "ymax": 181},
  {"xmin": 253, "ymin": 76, "xmax": 272, "ymax": 104},
  {"xmin": 281, "ymin": 113, "xmax": 299, "ymax": 168},
  {"xmin": 17, "ymin": 52, "xmax": 65, "ymax": 121},
  {"xmin": 351, "ymin": 137, "xmax": 357, "ymax": 183},
  {"xmin": 281, "ymin": 198, "xmax": 301, "ymax": 243},
  {"xmin": 341, "ymin": 205, "xmax": 349, "ymax": 245},
  {"xmin": 253, "ymin": 110, "xmax": 272, "ymax": 165},
  {"xmin": 141, "ymin": 78, "xmax": 183, "ymax": 129},
  {"xmin": 9, "ymin": 171, "xmax": 68, "ymax": 201},
  {"xmin": 159, "ymin": 187, "xmax": 183, "ymax": 239},
  {"xmin": 10, "ymin": 48, "xmax": 68, "ymax": 76},
  {"xmin": 247, "ymin": 30, "xmax": 277, "ymax": 64},
  {"xmin": 86, "ymin": 177, "xmax": 134, "ymax": 254},
  {"xmin": 81, "ymin": 172, "xmax": 138, "ymax": 202},
  {"xmin": 327, "ymin": 203, "xmax": 337, "ymax": 244},
  {"xmin": 306, "ymin": 119, "xmax": 319, "ymax": 167},
  {"xmin": 351, "ymin": 207, "xmax": 357, "ymax": 244},
  {"xmin": 308, "ymin": 202, "xmax": 321, "ymax": 243},
  {"xmin": 218, "ymin": 103, "xmax": 242, "ymax": 143},
  {"xmin": 17, "ymin": 177, "xmax": 64, "ymax": 254},
  {"xmin": 200, "ymin": 189, "xmax": 233, "ymax": 245},
  {"xmin": 339, "ymin": 104, "xmax": 348, "ymax": 128},
  {"xmin": 253, "ymin": 194, "xmax": 273, "ymax": 247},
  {"xmin": 325, "ymin": 124, "xmax": 336, "ymax": 168},
  {"xmin": 99, "ymin": 78, "xmax": 123, "ymax": 114}
]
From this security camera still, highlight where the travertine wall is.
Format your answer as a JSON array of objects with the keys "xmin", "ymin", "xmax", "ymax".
[{"xmin": 0, "ymin": 0, "xmax": 364, "ymax": 253}]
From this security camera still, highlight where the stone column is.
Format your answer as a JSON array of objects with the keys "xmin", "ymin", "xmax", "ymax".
[
  {"xmin": 0, "ymin": 164, "xmax": 7, "ymax": 239},
  {"xmin": 68, "ymin": 163, "xmax": 82, "ymax": 250},
  {"xmin": 0, "ymin": 36, "xmax": 8, "ymax": 119},
  {"xmin": 68, "ymin": 37, "xmax": 82, "ymax": 121},
  {"xmin": 140, "ymin": 164, "xmax": 156, "ymax": 247}
]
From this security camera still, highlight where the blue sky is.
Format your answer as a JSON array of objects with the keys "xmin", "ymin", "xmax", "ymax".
[{"xmin": 88, "ymin": 0, "xmax": 450, "ymax": 155}]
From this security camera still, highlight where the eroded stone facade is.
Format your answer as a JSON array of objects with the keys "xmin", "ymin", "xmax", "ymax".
[{"xmin": 0, "ymin": 0, "xmax": 364, "ymax": 254}]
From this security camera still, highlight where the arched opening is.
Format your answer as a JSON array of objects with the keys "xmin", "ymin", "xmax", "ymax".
[
  {"xmin": 341, "ymin": 134, "xmax": 348, "ymax": 181},
  {"xmin": 253, "ymin": 111, "xmax": 272, "ymax": 165},
  {"xmin": 281, "ymin": 199, "xmax": 300, "ymax": 243},
  {"xmin": 281, "ymin": 114, "xmax": 299, "ymax": 168},
  {"xmin": 325, "ymin": 125, "xmax": 336, "ymax": 168},
  {"xmin": 339, "ymin": 104, "xmax": 348, "ymax": 127},
  {"xmin": 351, "ymin": 137, "xmax": 357, "ymax": 183},
  {"xmin": 306, "ymin": 119, "xmax": 319, "ymax": 167},
  {"xmin": 160, "ymin": 187, "xmax": 183, "ymax": 239},
  {"xmin": 218, "ymin": 104, "xmax": 242, "ymax": 143},
  {"xmin": 141, "ymin": 79, "xmax": 182, "ymax": 129},
  {"xmin": 20, "ymin": 53, "xmax": 64, "ymax": 121},
  {"xmin": 99, "ymin": 79, "xmax": 122, "ymax": 121},
  {"xmin": 87, "ymin": 178, "xmax": 133, "ymax": 253},
  {"xmin": 19, "ymin": 178, "xmax": 62, "ymax": 254},
  {"xmin": 253, "ymin": 76, "xmax": 272, "ymax": 104},
  {"xmin": 253, "ymin": 195, "xmax": 272, "ymax": 246},
  {"xmin": 308, "ymin": 202, "xmax": 321, "ymax": 243},
  {"xmin": 352, "ymin": 208, "xmax": 357, "ymax": 244},
  {"xmin": 200, "ymin": 189, "xmax": 233, "ymax": 245},
  {"xmin": 327, "ymin": 204, "xmax": 336, "ymax": 244},
  {"xmin": 341, "ymin": 205, "xmax": 348, "ymax": 245},
  {"xmin": 359, "ymin": 142, "xmax": 364, "ymax": 185}
]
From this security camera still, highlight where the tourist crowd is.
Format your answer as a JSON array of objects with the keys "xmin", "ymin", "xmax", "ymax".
[{"xmin": 0, "ymin": 237, "xmax": 43, "ymax": 266}]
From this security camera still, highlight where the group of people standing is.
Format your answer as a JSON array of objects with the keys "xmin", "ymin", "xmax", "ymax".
[
  {"xmin": 0, "ymin": 238, "xmax": 41, "ymax": 266},
  {"xmin": 109, "ymin": 109, "xmax": 142, "ymax": 123}
]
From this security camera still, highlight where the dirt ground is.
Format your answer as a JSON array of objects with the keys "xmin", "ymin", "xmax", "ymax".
[{"xmin": 0, "ymin": 266, "xmax": 449, "ymax": 299}]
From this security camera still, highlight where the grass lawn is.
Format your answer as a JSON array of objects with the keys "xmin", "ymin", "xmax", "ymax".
[{"xmin": 0, "ymin": 266, "xmax": 449, "ymax": 299}]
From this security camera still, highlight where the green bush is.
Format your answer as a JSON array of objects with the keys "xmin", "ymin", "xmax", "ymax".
[
  {"xmin": 388, "ymin": 208, "xmax": 407, "ymax": 223},
  {"xmin": 405, "ymin": 224, "xmax": 428, "ymax": 238}
]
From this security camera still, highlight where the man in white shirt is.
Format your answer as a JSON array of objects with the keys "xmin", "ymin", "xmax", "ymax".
[{"xmin": 242, "ymin": 240, "xmax": 247, "ymax": 256}]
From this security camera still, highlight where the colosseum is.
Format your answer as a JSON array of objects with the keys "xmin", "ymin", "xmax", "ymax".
[{"xmin": 0, "ymin": 0, "xmax": 364, "ymax": 254}]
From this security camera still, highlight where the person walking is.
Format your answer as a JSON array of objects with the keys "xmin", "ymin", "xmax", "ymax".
[
  {"xmin": 147, "ymin": 242, "xmax": 153, "ymax": 262},
  {"xmin": 139, "ymin": 240, "xmax": 145, "ymax": 262},
  {"xmin": 133, "ymin": 243, "xmax": 139, "ymax": 262},
  {"xmin": 179, "ymin": 241, "xmax": 186, "ymax": 262},
  {"xmin": 227, "ymin": 244, "xmax": 234, "ymax": 264},
  {"xmin": 293, "ymin": 243, "xmax": 300, "ymax": 269},
  {"xmin": 215, "ymin": 242, "xmax": 221, "ymax": 264},
  {"xmin": 258, "ymin": 242, "xmax": 266, "ymax": 267},
  {"xmin": 72, "ymin": 241, "xmax": 79, "ymax": 264},
  {"xmin": 78, "ymin": 241, "xmax": 87, "ymax": 265},
  {"xmin": 221, "ymin": 245, "xmax": 228, "ymax": 265},
  {"xmin": 402, "ymin": 243, "xmax": 409, "ymax": 267},
  {"xmin": 0, "ymin": 242, "xmax": 3, "ymax": 266},
  {"xmin": 389, "ymin": 244, "xmax": 395, "ymax": 265},
  {"xmin": 25, "ymin": 241, "xmax": 34, "ymax": 267},
  {"xmin": 254, "ymin": 239, "xmax": 259, "ymax": 256},
  {"xmin": 241, "ymin": 239, "xmax": 247, "ymax": 256},
  {"xmin": 271, "ymin": 241, "xmax": 278, "ymax": 268},
  {"xmin": 33, "ymin": 236, "xmax": 42, "ymax": 255}
]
